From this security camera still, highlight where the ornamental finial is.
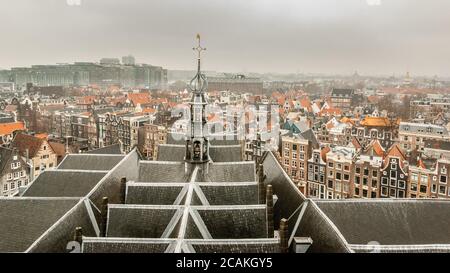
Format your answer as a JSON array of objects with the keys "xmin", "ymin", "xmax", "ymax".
[{"xmin": 193, "ymin": 33, "xmax": 206, "ymax": 60}]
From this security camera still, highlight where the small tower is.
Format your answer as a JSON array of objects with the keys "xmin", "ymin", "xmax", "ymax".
[{"xmin": 185, "ymin": 34, "xmax": 210, "ymax": 164}]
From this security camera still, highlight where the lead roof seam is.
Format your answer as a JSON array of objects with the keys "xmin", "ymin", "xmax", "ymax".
[
  {"xmin": 174, "ymin": 166, "xmax": 199, "ymax": 253},
  {"xmin": 173, "ymin": 185, "xmax": 189, "ymax": 205},
  {"xmin": 164, "ymin": 241, "xmax": 178, "ymax": 253},
  {"xmin": 266, "ymin": 152, "xmax": 307, "ymax": 199},
  {"xmin": 189, "ymin": 209, "xmax": 213, "ymax": 239},
  {"xmin": 193, "ymin": 184, "xmax": 210, "ymax": 206},
  {"xmin": 84, "ymin": 198, "xmax": 100, "ymax": 236},
  {"xmin": 288, "ymin": 201, "xmax": 309, "ymax": 247},
  {"xmin": 160, "ymin": 209, "xmax": 184, "ymax": 238},
  {"xmin": 86, "ymin": 148, "xmax": 137, "ymax": 199},
  {"xmin": 181, "ymin": 242, "xmax": 196, "ymax": 253},
  {"xmin": 309, "ymin": 200, "xmax": 354, "ymax": 253}
]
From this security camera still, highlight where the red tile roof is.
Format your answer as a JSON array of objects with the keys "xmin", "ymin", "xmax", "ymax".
[
  {"xmin": 321, "ymin": 146, "xmax": 331, "ymax": 162},
  {"xmin": 320, "ymin": 108, "xmax": 342, "ymax": 116},
  {"xmin": 417, "ymin": 158, "xmax": 427, "ymax": 169},
  {"xmin": 360, "ymin": 117, "xmax": 391, "ymax": 127},
  {"xmin": 365, "ymin": 139, "xmax": 385, "ymax": 157},
  {"xmin": 12, "ymin": 133, "xmax": 49, "ymax": 158},
  {"xmin": 142, "ymin": 108, "xmax": 157, "ymax": 114},
  {"xmin": 299, "ymin": 98, "xmax": 312, "ymax": 112},
  {"xmin": 0, "ymin": 122, "xmax": 26, "ymax": 136},
  {"xmin": 351, "ymin": 137, "xmax": 362, "ymax": 150},
  {"xmin": 340, "ymin": 117, "xmax": 355, "ymax": 125},
  {"xmin": 384, "ymin": 143, "xmax": 406, "ymax": 167},
  {"xmin": 128, "ymin": 93, "xmax": 152, "ymax": 105},
  {"xmin": 48, "ymin": 141, "xmax": 67, "ymax": 157},
  {"xmin": 35, "ymin": 133, "xmax": 48, "ymax": 140}
]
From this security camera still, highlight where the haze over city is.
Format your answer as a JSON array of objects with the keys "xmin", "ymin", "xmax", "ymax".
[
  {"xmin": 1, "ymin": 0, "xmax": 450, "ymax": 76},
  {"xmin": 3, "ymin": 0, "xmax": 450, "ymax": 260}
]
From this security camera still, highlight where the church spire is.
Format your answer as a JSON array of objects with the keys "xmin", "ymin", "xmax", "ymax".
[
  {"xmin": 189, "ymin": 34, "xmax": 208, "ymax": 94},
  {"xmin": 185, "ymin": 34, "xmax": 210, "ymax": 164}
]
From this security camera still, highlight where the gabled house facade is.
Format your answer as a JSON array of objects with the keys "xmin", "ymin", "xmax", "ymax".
[
  {"xmin": 0, "ymin": 147, "xmax": 30, "ymax": 197},
  {"xmin": 380, "ymin": 144, "xmax": 409, "ymax": 198},
  {"xmin": 11, "ymin": 133, "xmax": 57, "ymax": 180}
]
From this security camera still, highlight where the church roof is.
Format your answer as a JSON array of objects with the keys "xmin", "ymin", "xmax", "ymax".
[
  {"xmin": 157, "ymin": 142, "xmax": 242, "ymax": 163},
  {"xmin": 85, "ymin": 144, "xmax": 123, "ymax": 155},
  {"xmin": 0, "ymin": 198, "xmax": 84, "ymax": 252},
  {"xmin": 316, "ymin": 200, "xmax": 450, "ymax": 247},
  {"xmin": 3, "ymin": 147, "xmax": 450, "ymax": 253},
  {"xmin": 58, "ymin": 154, "xmax": 125, "ymax": 171},
  {"xmin": 22, "ymin": 170, "xmax": 107, "ymax": 197}
]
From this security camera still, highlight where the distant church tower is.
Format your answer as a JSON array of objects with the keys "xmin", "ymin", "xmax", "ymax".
[{"xmin": 185, "ymin": 34, "xmax": 210, "ymax": 163}]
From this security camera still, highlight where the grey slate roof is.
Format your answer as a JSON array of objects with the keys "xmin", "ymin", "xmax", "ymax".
[
  {"xmin": 0, "ymin": 147, "xmax": 13, "ymax": 173},
  {"xmin": 167, "ymin": 132, "xmax": 241, "ymax": 146},
  {"xmin": 331, "ymin": 88, "xmax": 355, "ymax": 98},
  {"xmin": 166, "ymin": 132, "xmax": 186, "ymax": 145},
  {"xmin": 202, "ymin": 162, "xmax": 256, "ymax": 182},
  {"xmin": 198, "ymin": 182, "xmax": 258, "ymax": 205},
  {"xmin": 294, "ymin": 200, "xmax": 352, "ymax": 253},
  {"xmin": 157, "ymin": 144, "xmax": 185, "ymax": 161},
  {"xmin": 315, "ymin": 199, "xmax": 450, "ymax": 245},
  {"xmin": 22, "ymin": 170, "xmax": 107, "ymax": 197},
  {"xmin": 186, "ymin": 239, "xmax": 280, "ymax": 253},
  {"xmin": 126, "ymin": 183, "xmax": 185, "ymax": 205},
  {"xmin": 399, "ymin": 122, "xmax": 449, "ymax": 136},
  {"xmin": 82, "ymin": 238, "xmax": 176, "ymax": 253},
  {"xmin": 208, "ymin": 135, "xmax": 241, "ymax": 146},
  {"xmin": 58, "ymin": 154, "xmax": 125, "ymax": 170},
  {"xmin": 262, "ymin": 152, "xmax": 306, "ymax": 221},
  {"xmin": 300, "ymin": 129, "xmax": 319, "ymax": 149},
  {"xmin": 85, "ymin": 144, "xmax": 123, "ymax": 155},
  {"xmin": 0, "ymin": 198, "xmax": 80, "ymax": 252},
  {"xmin": 209, "ymin": 145, "xmax": 242, "ymax": 162},
  {"xmin": 157, "ymin": 144, "xmax": 242, "ymax": 162},
  {"xmin": 138, "ymin": 161, "xmax": 188, "ymax": 182},
  {"xmin": 194, "ymin": 206, "xmax": 267, "ymax": 239},
  {"xmin": 80, "ymin": 144, "xmax": 280, "ymax": 252},
  {"xmin": 106, "ymin": 205, "xmax": 181, "ymax": 238}
]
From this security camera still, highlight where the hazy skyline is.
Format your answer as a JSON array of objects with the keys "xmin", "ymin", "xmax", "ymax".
[{"xmin": 1, "ymin": 0, "xmax": 450, "ymax": 77}]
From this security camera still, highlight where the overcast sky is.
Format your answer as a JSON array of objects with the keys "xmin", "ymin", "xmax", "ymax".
[{"xmin": 1, "ymin": 0, "xmax": 450, "ymax": 76}]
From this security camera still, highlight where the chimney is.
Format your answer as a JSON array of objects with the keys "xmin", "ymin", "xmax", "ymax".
[
  {"xmin": 258, "ymin": 164, "xmax": 266, "ymax": 204},
  {"xmin": 279, "ymin": 218, "xmax": 289, "ymax": 253},
  {"xmin": 98, "ymin": 197, "xmax": 109, "ymax": 237},
  {"xmin": 266, "ymin": 184, "xmax": 274, "ymax": 238},
  {"xmin": 119, "ymin": 177, "xmax": 127, "ymax": 204},
  {"xmin": 25, "ymin": 148, "xmax": 29, "ymax": 162},
  {"xmin": 74, "ymin": 227, "xmax": 83, "ymax": 246}
]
